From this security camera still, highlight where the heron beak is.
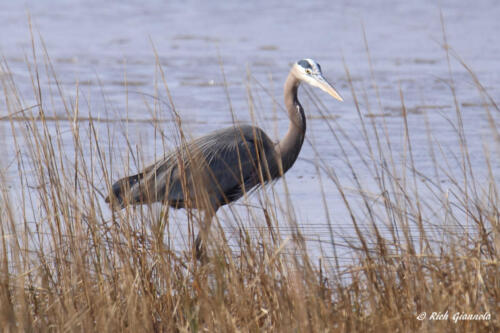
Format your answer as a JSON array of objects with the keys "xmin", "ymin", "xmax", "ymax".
[{"xmin": 316, "ymin": 75, "xmax": 343, "ymax": 102}]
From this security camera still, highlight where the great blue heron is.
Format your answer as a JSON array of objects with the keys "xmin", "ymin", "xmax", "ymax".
[{"xmin": 105, "ymin": 58, "xmax": 343, "ymax": 258}]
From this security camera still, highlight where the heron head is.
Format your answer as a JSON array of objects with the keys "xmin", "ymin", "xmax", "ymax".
[{"xmin": 293, "ymin": 59, "xmax": 343, "ymax": 101}]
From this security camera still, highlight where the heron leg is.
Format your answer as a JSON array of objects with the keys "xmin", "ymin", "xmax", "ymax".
[
  {"xmin": 155, "ymin": 204, "xmax": 169, "ymax": 249},
  {"xmin": 194, "ymin": 233, "xmax": 204, "ymax": 261},
  {"xmin": 194, "ymin": 206, "xmax": 217, "ymax": 261}
]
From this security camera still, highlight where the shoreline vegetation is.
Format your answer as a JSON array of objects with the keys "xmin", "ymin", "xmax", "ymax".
[{"xmin": 0, "ymin": 27, "xmax": 498, "ymax": 332}]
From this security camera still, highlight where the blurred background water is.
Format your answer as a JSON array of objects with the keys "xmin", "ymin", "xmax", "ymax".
[{"xmin": 0, "ymin": 0, "xmax": 498, "ymax": 262}]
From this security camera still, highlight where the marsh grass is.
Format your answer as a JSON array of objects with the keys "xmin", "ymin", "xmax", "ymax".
[{"xmin": 0, "ymin": 27, "xmax": 498, "ymax": 332}]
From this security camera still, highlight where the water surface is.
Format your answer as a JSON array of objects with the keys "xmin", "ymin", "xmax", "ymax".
[{"xmin": 0, "ymin": 0, "xmax": 498, "ymax": 263}]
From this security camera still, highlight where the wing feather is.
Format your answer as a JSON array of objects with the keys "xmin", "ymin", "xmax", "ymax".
[{"xmin": 107, "ymin": 125, "xmax": 279, "ymax": 209}]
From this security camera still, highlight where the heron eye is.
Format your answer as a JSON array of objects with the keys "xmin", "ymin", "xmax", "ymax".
[{"xmin": 305, "ymin": 69, "xmax": 312, "ymax": 74}]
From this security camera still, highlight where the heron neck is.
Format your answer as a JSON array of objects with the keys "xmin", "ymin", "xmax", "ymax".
[{"xmin": 276, "ymin": 71, "xmax": 306, "ymax": 173}]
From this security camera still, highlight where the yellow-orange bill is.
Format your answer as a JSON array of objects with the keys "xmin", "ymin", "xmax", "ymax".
[{"xmin": 317, "ymin": 76, "xmax": 343, "ymax": 101}]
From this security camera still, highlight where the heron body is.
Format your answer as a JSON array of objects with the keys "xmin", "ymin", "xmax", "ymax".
[
  {"xmin": 106, "ymin": 58, "xmax": 342, "ymax": 257},
  {"xmin": 107, "ymin": 124, "xmax": 280, "ymax": 210}
]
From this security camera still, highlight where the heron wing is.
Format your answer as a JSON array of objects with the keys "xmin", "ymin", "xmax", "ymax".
[
  {"xmin": 200, "ymin": 128, "xmax": 271, "ymax": 204},
  {"xmin": 169, "ymin": 125, "xmax": 277, "ymax": 207},
  {"xmin": 106, "ymin": 125, "xmax": 278, "ymax": 209}
]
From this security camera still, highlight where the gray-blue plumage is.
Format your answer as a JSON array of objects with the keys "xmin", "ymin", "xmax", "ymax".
[
  {"xmin": 297, "ymin": 59, "xmax": 312, "ymax": 69},
  {"xmin": 106, "ymin": 124, "xmax": 281, "ymax": 209}
]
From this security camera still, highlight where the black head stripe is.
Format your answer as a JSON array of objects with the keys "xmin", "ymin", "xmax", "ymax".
[{"xmin": 297, "ymin": 59, "xmax": 312, "ymax": 69}]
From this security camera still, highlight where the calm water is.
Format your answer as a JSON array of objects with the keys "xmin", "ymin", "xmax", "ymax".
[{"xmin": 1, "ymin": 0, "xmax": 499, "ymax": 262}]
